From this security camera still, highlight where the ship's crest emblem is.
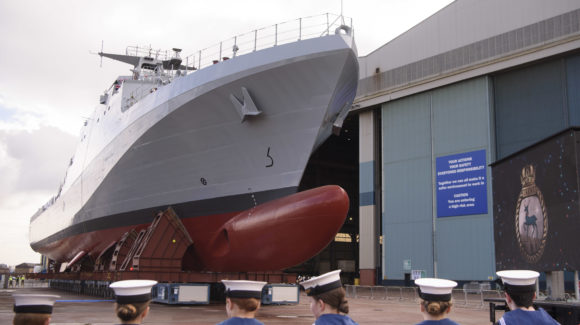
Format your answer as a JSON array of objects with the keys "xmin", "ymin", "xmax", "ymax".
[{"xmin": 515, "ymin": 165, "xmax": 547, "ymax": 264}]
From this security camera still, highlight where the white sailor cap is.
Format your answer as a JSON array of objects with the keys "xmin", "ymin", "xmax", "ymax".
[
  {"xmin": 496, "ymin": 270, "xmax": 538, "ymax": 293},
  {"xmin": 221, "ymin": 280, "xmax": 266, "ymax": 299},
  {"xmin": 13, "ymin": 294, "xmax": 60, "ymax": 314},
  {"xmin": 414, "ymin": 278, "xmax": 457, "ymax": 302},
  {"xmin": 300, "ymin": 269, "xmax": 343, "ymax": 296},
  {"xmin": 109, "ymin": 279, "xmax": 157, "ymax": 304}
]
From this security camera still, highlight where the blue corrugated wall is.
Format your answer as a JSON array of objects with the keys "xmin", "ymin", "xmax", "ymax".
[
  {"xmin": 381, "ymin": 77, "xmax": 495, "ymax": 281},
  {"xmin": 380, "ymin": 52, "xmax": 580, "ymax": 281}
]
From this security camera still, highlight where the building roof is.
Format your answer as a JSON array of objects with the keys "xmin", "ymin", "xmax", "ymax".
[
  {"xmin": 15, "ymin": 263, "xmax": 38, "ymax": 268},
  {"xmin": 355, "ymin": 0, "xmax": 580, "ymax": 110}
]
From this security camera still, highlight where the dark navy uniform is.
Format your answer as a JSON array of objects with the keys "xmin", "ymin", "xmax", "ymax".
[
  {"xmin": 217, "ymin": 316, "xmax": 264, "ymax": 325},
  {"xmin": 495, "ymin": 270, "xmax": 560, "ymax": 325},
  {"xmin": 315, "ymin": 313, "xmax": 358, "ymax": 325},
  {"xmin": 496, "ymin": 308, "xmax": 560, "ymax": 325},
  {"xmin": 415, "ymin": 318, "xmax": 461, "ymax": 325}
]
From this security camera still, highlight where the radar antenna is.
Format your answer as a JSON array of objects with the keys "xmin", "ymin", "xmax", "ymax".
[{"xmin": 340, "ymin": 0, "xmax": 345, "ymax": 24}]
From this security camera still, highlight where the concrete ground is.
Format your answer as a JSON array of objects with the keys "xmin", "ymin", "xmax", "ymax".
[{"xmin": 0, "ymin": 287, "xmax": 493, "ymax": 324}]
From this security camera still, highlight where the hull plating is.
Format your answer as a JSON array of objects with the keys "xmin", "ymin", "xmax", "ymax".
[
  {"xmin": 33, "ymin": 186, "xmax": 348, "ymax": 271},
  {"xmin": 30, "ymin": 33, "xmax": 358, "ymax": 272}
]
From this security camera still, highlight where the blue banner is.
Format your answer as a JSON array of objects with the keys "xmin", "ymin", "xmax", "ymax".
[{"xmin": 436, "ymin": 149, "xmax": 487, "ymax": 217}]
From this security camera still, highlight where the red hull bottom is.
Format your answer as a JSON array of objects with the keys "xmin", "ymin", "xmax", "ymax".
[{"xmin": 35, "ymin": 185, "xmax": 349, "ymax": 272}]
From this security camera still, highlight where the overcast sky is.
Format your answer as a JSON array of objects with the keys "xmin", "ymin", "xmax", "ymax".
[{"xmin": 0, "ymin": 0, "xmax": 454, "ymax": 267}]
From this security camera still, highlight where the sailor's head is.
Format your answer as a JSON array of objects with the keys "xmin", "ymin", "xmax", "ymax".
[
  {"xmin": 414, "ymin": 278, "xmax": 457, "ymax": 317},
  {"xmin": 300, "ymin": 269, "xmax": 343, "ymax": 297},
  {"xmin": 300, "ymin": 270, "xmax": 350, "ymax": 317},
  {"xmin": 414, "ymin": 277, "xmax": 457, "ymax": 302},
  {"xmin": 496, "ymin": 270, "xmax": 539, "ymax": 308},
  {"xmin": 12, "ymin": 294, "xmax": 59, "ymax": 325},
  {"xmin": 110, "ymin": 279, "xmax": 157, "ymax": 304},
  {"xmin": 221, "ymin": 280, "xmax": 266, "ymax": 317},
  {"xmin": 109, "ymin": 279, "xmax": 157, "ymax": 323},
  {"xmin": 496, "ymin": 269, "xmax": 539, "ymax": 291}
]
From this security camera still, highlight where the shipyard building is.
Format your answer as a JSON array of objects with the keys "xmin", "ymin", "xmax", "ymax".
[{"xmin": 346, "ymin": 0, "xmax": 580, "ymax": 286}]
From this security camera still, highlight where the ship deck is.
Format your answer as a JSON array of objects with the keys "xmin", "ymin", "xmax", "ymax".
[{"xmin": 1, "ymin": 287, "xmax": 490, "ymax": 324}]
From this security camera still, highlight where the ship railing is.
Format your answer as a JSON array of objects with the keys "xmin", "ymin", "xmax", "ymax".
[
  {"xmin": 125, "ymin": 46, "xmax": 174, "ymax": 61},
  {"xmin": 111, "ymin": 13, "xmax": 352, "ymax": 108},
  {"xmin": 181, "ymin": 13, "xmax": 352, "ymax": 73}
]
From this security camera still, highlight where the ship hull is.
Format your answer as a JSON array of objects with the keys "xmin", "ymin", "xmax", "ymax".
[
  {"xmin": 30, "ymin": 33, "xmax": 358, "ymax": 272},
  {"xmin": 33, "ymin": 186, "xmax": 349, "ymax": 272}
]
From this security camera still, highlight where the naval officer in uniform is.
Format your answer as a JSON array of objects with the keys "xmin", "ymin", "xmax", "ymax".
[
  {"xmin": 300, "ymin": 269, "xmax": 359, "ymax": 325},
  {"xmin": 414, "ymin": 278, "xmax": 461, "ymax": 325},
  {"xmin": 109, "ymin": 279, "xmax": 157, "ymax": 324},
  {"xmin": 12, "ymin": 293, "xmax": 59, "ymax": 325},
  {"xmin": 495, "ymin": 270, "xmax": 559, "ymax": 325},
  {"xmin": 218, "ymin": 280, "xmax": 267, "ymax": 325}
]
